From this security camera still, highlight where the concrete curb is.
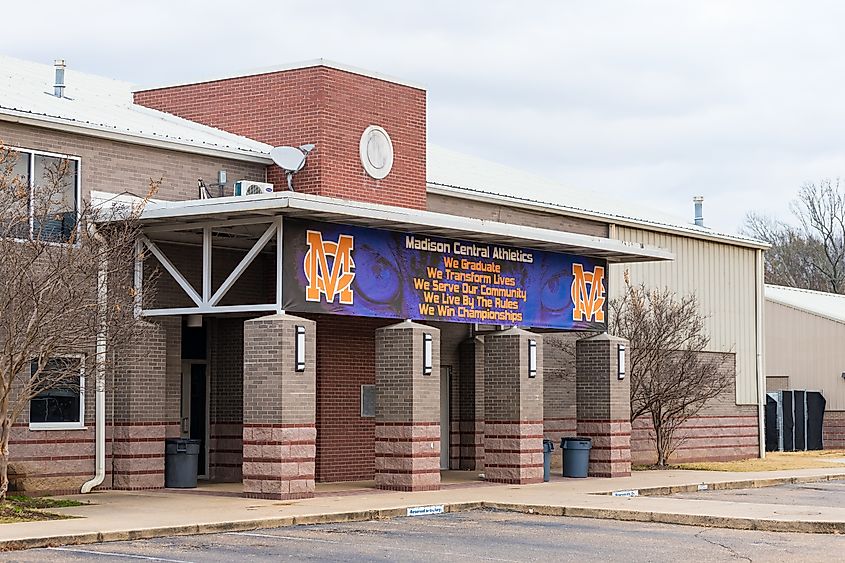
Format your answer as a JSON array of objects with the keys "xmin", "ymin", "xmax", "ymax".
[
  {"xmin": 3, "ymin": 474, "xmax": 845, "ymax": 551},
  {"xmin": 600, "ymin": 472, "xmax": 845, "ymax": 497},
  {"xmin": 0, "ymin": 502, "xmax": 485, "ymax": 552}
]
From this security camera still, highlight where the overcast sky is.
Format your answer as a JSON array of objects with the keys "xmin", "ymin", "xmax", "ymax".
[{"xmin": 3, "ymin": 1, "xmax": 845, "ymax": 233}]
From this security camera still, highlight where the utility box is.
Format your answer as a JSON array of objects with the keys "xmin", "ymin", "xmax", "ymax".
[{"xmin": 765, "ymin": 390, "xmax": 826, "ymax": 452}]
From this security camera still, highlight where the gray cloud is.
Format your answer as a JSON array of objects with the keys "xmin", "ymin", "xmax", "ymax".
[{"xmin": 3, "ymin": 0, "xmax": 845, "ymax": 231}]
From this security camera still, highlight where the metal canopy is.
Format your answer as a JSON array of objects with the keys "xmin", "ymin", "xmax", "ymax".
[{"xmin": 138, "ymin": 191, "xmax": 673, "ymax": 263}]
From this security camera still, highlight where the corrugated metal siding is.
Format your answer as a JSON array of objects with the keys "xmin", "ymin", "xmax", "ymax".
[
  {"xmin": 765, "ymin": 301, "xmax": 845, "ymax": 410},
  {"xmin": 611, "ymin": 226, "xmax": 760, "ymax": 405}
]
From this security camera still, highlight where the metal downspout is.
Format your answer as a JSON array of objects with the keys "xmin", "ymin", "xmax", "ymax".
[
  {"xmin": 81, "ymin": 229, "xmax": 108, "ymax": 493},
  {"xmin": 755, "ymin": 248, "xmax": 766, "ymax": 458}
]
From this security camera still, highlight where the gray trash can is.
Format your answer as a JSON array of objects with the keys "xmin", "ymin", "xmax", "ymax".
[
  {"xmin": 165, "ymin": 438, "xmax": 200, "ymax": 488},
  {"xmin": 561, "ymin": 436, "xmax": 592, "ymax": 478},
  {"xmin": 542, "ymin": 439, "xmax": 555, "ymax": 482}
]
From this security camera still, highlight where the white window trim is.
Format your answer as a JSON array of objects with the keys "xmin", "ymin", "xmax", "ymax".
[
  {"xmin": 29, "ymin": 354, "xmax": 86, "ymax": 431},
  {"xmin": 6, "ymin": 145, "xmax": 82, "ymax": 245}
]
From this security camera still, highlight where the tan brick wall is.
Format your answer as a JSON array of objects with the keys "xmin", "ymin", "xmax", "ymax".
[
  {"xmin": 374, "ymin": 321, "xmax": 441, "ymax": 491},
  {"xmin": 483, "ymin": 328, "xmax": 544, "ymax": 484},
  {"xmin": 0, "ymin": 121, "xmax": 266, "ymax": 203},
  {"xmin": 630, "ymin": 352, "xmax": 759, "ymax": 464},
  {"xmin": 575, "ymin": 334, "xmax": 631, "ymax": 477},
  {"xmin": 242, "ymin": 314, "xmax": 316, "ymax": 499}
]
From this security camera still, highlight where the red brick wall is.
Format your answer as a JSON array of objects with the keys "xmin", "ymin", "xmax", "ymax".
[
  {"xmin": 824, "ymin": 411, "xmax": 845, "ymax": 449},
  {"xmin": 134, "ymin": 65, "xmax": 427, "ymax": 210},
  {"xmin": 310, "ymin": 314, "xmax": 393, "ymax": 482}
]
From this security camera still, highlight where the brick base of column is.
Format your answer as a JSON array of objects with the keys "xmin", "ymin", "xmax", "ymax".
[
  {"xmin": 577, "ymin": 420, "xmax": 632, "ymax": 477},
  {"xmin": 483, "ymin": 421, "xmax": 544, "ymax": 484},
  {"xmin": 242, "ymin": 423, "xmax": 316, "ymax": 500},
  {"xmin": 111, "ymin": 422, "xmax": 166, "ymax": 490},
  {"xmin": 456, "ymin": 420, "xmax": 485, "ymax": 470},
  {"xmin": 375, "ymin": 422, "xmax": 440, "ymax": 491}
]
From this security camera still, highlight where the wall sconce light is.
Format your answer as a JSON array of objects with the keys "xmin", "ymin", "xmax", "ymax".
[
  {"xmin": 295, "ymin": 325, "xmax": 306, "ymax": 372},
  {"xmin": 528, "ymin": 339, "xmax": 537, "ymax": 378},
  {"xmin": 423, "ymin": 333, "xmax": 433, "ymax": 375},
  {"xmin": 618, "ymin": 344, "xmax": 626, "ymax": 380}
]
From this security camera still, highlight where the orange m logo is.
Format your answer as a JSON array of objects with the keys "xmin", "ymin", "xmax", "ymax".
[
  {"xmin": 304, "ymin": 230, "xmax": 356, "ymax": 305},
  {"xmin": 571, "ymin": 263, "xmax": 606, "ymax": 323}
]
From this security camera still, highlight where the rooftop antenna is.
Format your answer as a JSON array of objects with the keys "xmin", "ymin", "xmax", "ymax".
[{"xmin": 270, "ymin": 144, "xmax": 315, "ymax": 191}]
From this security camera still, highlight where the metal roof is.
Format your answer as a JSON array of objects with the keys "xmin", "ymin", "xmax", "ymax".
[
  {"xmin": 1, "ymin": 55, "xmax": 767, "ymax": 249},
  {"xmin": 765, "ymin": 284, "xmax": 845, "ymax": 325},
  {"xmin": 0, "ymin": 54, "xmax": 273, "ymax": 162},
  {"xmin": 426, "ymin": 144, "xmax": 769, "ymax": 250},
  {"xmin": 137, "ymin": 191, "xmax": 673, "ymax": 263}
]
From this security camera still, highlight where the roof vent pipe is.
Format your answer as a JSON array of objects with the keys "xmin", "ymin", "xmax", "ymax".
[
  {"xmin": 54, "ymin": 59, "xmax": 66, "ymax": 98},
  {"xmin": 693, "ymin": 196, "xmax": 704, "ymax": 227}
]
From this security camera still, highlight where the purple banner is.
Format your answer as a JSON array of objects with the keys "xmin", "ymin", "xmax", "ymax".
[{"xmin": 282, "ymin": 219, "xmax": 607, "ymax": 330}]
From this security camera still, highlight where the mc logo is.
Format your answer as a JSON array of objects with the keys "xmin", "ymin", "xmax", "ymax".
[
  {"xmin": 304, "ymin": 230, "xmax": 356, "ymax": 305},
  {"xmin": 571, "ymin": 263, "xmax": 606, "ymax": 323}
]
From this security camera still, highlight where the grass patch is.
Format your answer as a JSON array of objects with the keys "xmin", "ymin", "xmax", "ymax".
[
  {"xmin": 0, "ymin": 495, "xmax": 86, "ymax": 524},
  {"xmin": 673, "ymin": 450, "xmax": 845, "ymax": 472}
]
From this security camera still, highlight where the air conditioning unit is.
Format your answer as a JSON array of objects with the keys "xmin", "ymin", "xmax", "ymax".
[{"xmin": 234, "ymin": 180, "xmax": 274, "ymax": 196}]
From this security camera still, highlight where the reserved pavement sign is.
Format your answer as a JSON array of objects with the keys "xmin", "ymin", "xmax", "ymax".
[
  {"xmin": 407, "ymin": 505, "xmax": 445, "ymax": 516},
  {"xmin": 611, "ymin": 489, "xmax": 639, "ymax": 497},
  {"xmin": 697, "ymin": 484, "xmax": 709, "ymax": 491}
]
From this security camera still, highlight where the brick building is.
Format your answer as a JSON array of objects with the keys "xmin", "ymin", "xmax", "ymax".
[{"xmin": 0, "ymin": 55, "xmax": 767, "ymax": 496}]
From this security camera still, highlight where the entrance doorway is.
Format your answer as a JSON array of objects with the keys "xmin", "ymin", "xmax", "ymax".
[
  {"xmin": 181, "ymin": 361, "xmax": 209, "ymax": 478},
  {"xmin": 441, "ymin": 365, "xmax": 451, "ymax": 470}
]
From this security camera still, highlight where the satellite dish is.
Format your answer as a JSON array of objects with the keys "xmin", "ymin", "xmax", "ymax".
[{"xmin": 269, "ymin": 144, "xmax": 315, "ymax": 191}]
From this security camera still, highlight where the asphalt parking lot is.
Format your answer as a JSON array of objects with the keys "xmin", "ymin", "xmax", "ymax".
[
  {"xmin": 7, "ymin": 508, "xmax": 845, "ymax": 563},
  {"xmin": 675, "ymin": 478, "xmax": 845, "ymax": 508}
]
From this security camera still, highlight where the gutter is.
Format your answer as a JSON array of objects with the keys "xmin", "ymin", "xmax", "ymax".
[{"xmin": 0, "ymin": 111, "xmax": 274, "ymax": 165}]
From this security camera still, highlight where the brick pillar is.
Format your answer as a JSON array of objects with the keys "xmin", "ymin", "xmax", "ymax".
[
  {"xmin": 457, "ymin": 336, "xmax": 485, "ymax": 470},
  {"xmin": 374, "ymin": 321, "xmax": 440, "ymax": 492},
  {"xmin": 576, "ymin": 333, "xmax": 631, "ymax": 477},
  {"xmin": 112, "ymin": 320, "xmax": 167, "ymax": 490},
  {"xmin": 242, "ymin": 314, "xmax": 316, "ymax": 500},
  {"xmin": 484, "ymin": 328, "xmax": 544, "ymax": 484}
]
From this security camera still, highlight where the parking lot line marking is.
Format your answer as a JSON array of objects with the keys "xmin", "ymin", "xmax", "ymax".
[
  {"xmin": 49, "ymin": 546, "xmax": 193, "ymax": 562},
  {"xmin": 225, "ymin": 531, "xmax": 338, "ymax": 544}
]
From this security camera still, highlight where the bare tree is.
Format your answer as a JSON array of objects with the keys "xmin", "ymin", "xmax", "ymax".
[
  {"xmin": 609, "ymin": 273, "xmax": 732, "ymax": 467},
  {"xmin": 742, "ymin": 179, "xmax": 845, "ymax": 293},
  {"xmin": 0, "ymin": 144, "xmax": 156, "ymax": 499}
]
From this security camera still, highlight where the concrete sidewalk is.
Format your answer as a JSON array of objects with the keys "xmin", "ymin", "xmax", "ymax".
[{"xmin": 2, "ymin": 467, "xmax": 845, "ymax": 551}]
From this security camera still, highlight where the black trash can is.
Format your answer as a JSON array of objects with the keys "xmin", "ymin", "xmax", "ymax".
[
  {"xmin": 165, "ymin": 438, "xmax": 200, "ymax": 488},
  {"xmin": 542, "ymin": 439, "xmax": 555, "ymax": 482},
  {"xmin": 561, "ymin": 436, "xmax": 592, "ymax": 478}
]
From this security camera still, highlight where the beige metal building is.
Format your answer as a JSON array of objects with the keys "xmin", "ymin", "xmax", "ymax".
[
  {"xmin": 765, "ymin": 285, "xmax": 845, "ymax": 447},
  {"xmin": 426, "ymin": 148, "xmax": 767, "ymax": 462}
]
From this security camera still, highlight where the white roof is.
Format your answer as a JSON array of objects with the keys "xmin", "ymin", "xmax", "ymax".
[
  {"xmin": 765, "ymin": 284, "xmax": 845, "ymax": 324},
  {"xmin": 0, "ymin": 55, "xmax": 272, "ymax": 161},
  {"xmin": 0, "ymin": 55, "xmax": 767, "ymax": 249},
  {"xmin": 136, "ymin": 190, "xmax": 673, "ymax": 263}
]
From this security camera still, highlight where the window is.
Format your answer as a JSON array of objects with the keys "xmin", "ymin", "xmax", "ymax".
[
  {"xmin": 360, "ymin": 384, "xmax": 376, "ymax": 418},
  {"xmin": 29, "ymin": 356, "xmax": 85, "ymax": 430},
  {"xmin": 3, "ymin": 147, "xmax": 80, "ymax": 242}
]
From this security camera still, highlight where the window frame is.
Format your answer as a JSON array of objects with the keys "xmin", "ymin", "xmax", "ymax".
[
  {"xmin": 28, "ymin": 354, "xmax": 86, "ymax": 431},
  {"xmin": 5, "ymin": 145, "xmax": 82, "ymax": 245}
]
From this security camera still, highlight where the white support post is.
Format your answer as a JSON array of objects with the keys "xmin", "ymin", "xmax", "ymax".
[
  {"xmin": 133, "ymin": 238, "xmax": 144, "ymax": 318},
  {"xmin": 141, "ymin": 236, "xmax": 203, "ymax": 306},
  {"xmin": 202, "ymin": 227, "xmax": 212, "ymax": 305},
  {"xmin": 209, "ymin": 222, "xmax": 278, "ymax": 306},
  {"xmin": 276, "ymin": 215, "xmax": 284, "ymax": 314}
]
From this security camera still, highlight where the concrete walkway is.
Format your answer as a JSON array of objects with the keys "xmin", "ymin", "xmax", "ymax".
[{"xmin": 2, "ymin": 467, "xmax": 845, "ymax": 551}]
